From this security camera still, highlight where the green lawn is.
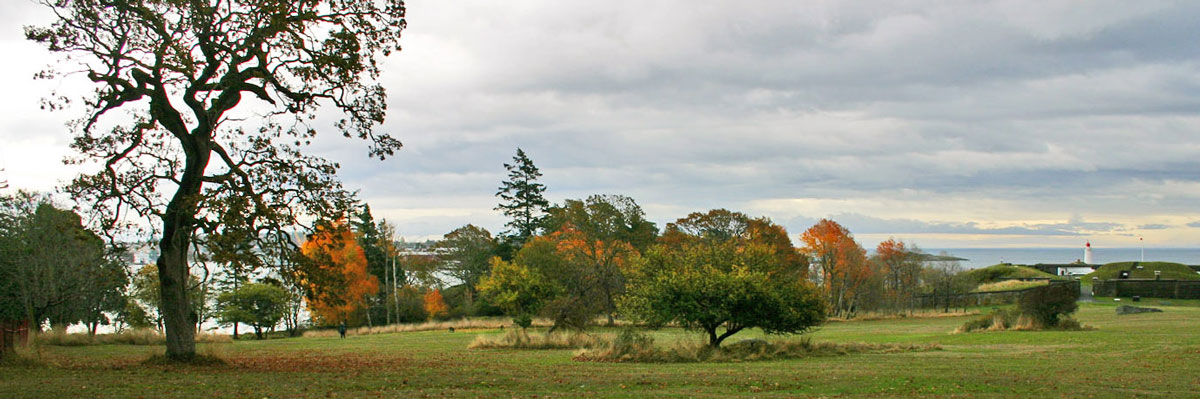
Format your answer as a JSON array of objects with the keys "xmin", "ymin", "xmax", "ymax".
[{"xmin": 3, "ymin": 303, "xmax": 1199, "ymax": 398}]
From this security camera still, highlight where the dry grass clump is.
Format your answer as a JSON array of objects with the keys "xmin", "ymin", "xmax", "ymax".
[
  {"xmin": 303, "ymin": 317, "xmax": 558, "ymax": 338},
  {"xmin": 32, "ymin": 329, "xmax": 231, "ymax": 346},
  {"xmin": 573, "ymin": 330, "xmax": 941, "ymax": 363},
  {"xmin": 468, "ymin": 329, "xmax": 609, "ymax": 350},
  {"xmin": 956, "ymin": 308, "xmax": 1089, "ymax": 333},
  {"xmin": 974, "ymin": 280, "xmax": 1049, "ymax": 293},
  {"xmin": 826, "ymin": 309, "xmax": 979, "ymax": 322}
]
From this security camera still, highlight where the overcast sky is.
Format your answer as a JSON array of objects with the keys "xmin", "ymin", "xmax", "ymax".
[{"xmin": 2, "ymin": 0, "xmax": 1199, "ymax": 249}]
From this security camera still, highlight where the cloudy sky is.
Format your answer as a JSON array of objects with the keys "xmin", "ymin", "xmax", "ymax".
[{"xmin": 2, "ymin": 0, "xmax": 1199, "ymax": 249}]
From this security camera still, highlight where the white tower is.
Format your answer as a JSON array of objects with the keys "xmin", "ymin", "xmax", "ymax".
[{"xmin": 1084, "ymin": 241, "xmax": 1094, "ymax": 264}]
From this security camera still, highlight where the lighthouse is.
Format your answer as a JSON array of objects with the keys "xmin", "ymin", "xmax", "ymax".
[{"xmin": 1084, "ymin": 241, "xmax": 1094, "ymax": 264}]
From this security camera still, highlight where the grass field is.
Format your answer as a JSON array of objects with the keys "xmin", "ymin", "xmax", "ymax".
[{"xmin": 3, "ymin": 303, "xmax": 1199, "ymax": 398}]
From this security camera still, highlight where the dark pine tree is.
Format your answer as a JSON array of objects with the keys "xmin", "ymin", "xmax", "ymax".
[{"xmin": 495, "ymin": 148, "xmax": 550, "ymax": 248}]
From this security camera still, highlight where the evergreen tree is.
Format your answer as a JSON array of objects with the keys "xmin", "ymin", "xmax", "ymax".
[
  {"xmin": 495, "ymin": 148, "xmax": 550, "ymax": 246},
  {"xmin": 351, "ymin": 205, "xmax": 393, "ymax": 325}
]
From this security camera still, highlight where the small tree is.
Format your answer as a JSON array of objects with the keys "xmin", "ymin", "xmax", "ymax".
[
  {"xmin": 623, "ymin": 247, "xmax": 825, "ymax": 348},
  {"xmin": 624, "ymin": 237, "xmax": 825, "ymax": 348},
  {"xmin": 422, "ymin": 289, "xmax": 449, "ymax": 320},
  {"xmin": 1018, "ymin": 283, "xmax": 1079, "ymax": 328},
  {"xmin": 215, "ymin": 283, "xmax": 290, "ymax": 339},
  {"xmin": 478, "ymin": 258, "xmax": 558, "ymax": 329},
  {"xmin": 435, "ymin": 225, "xmax": 497, "ymax": 306}
]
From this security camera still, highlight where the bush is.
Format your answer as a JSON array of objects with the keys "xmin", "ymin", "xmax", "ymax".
[
  {"xmin": 1018, "ymin": 283, "xmax": 1079, "ymax": 328},
  {"xmin": 956, "ymin": 308, "xmax": 1018, "ymax": 333}
]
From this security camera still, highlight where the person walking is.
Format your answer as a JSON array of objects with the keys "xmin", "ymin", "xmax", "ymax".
[{"xmin": 338, "ymin": 321, "xmax": 347, "ymax": 339}]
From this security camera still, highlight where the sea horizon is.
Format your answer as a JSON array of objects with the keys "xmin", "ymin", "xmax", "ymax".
[{"xmin": 920, "ymin": 247, "xmax": 1200, "ymax": 269}]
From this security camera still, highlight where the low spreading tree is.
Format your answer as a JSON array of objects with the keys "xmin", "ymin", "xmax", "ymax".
[
  {"xmin": 623, "ymin": 242, "xmax": 825, "ymax": 348},
  {"xmin": 215, "ymin": 283, "xmax": 290, "ymax": 339},
  {"xmin": 623, "ymin": 211, "xmax": 824, "ymax": 348}
]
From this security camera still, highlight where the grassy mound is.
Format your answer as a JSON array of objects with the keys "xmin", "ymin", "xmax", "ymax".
[
  {"xmin": 1085, "ymin": 262, "xmax": 1200, "ymax": 281},
  {"xmin": 963, "ymin": 264, "xmax": 1065, "ymax": 286}
]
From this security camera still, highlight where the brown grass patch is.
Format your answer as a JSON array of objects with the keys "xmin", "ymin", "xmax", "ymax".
[{"xmin": 573, "ymin": 330, "xmax": 942, "ymax": 363}]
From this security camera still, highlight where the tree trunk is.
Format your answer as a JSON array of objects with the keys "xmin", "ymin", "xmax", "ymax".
[
  {"xmin": 156, "ymin": 141, "xmax": 210, "ymax": 361},
  {"xmin": 158, "ymin": 239, "xmax": 197, "ymax": 361}
]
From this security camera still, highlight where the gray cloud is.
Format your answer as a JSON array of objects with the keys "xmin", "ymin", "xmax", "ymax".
[
  {"xmin": 5, "ymin": 0, "xmax": 1200, "ymax": 245},
  {"xmin": 786, "ymin": 213, "xmax": 1133, "ymax": 238}
]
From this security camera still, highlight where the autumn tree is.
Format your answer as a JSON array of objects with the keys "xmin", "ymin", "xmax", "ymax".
[
  {"xmin": 301, "ymin": 222, "xmax": 380, "ymax": 326},
  {"xmin": 28, "ymin": 0, "xmax": 407, "ymax": 360},
  {"xmin": 874, "ymin": 239, "xmax": 923, "ymax": 313},
  {"xmin": 422, "ymin": 289, "xmax": 448, "ymax": 320},
  {"xmin": 495, "ymin": 148, "xmax": 549, "ymax": 246},
  {"xmin": 623, "ymin": 211, "xmax": 824, "ymax": 348},
  {"xmin": 800, "ymin": 219, "xmax": 873, "ymax": 317},
  {"xmin": 435, "ymin": 225, "xmax": 497, "ymax": 306}
]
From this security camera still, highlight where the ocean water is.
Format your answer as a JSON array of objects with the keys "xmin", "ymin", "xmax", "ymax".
[{"xmin": 923, "ymin": 247, "xmax": 1200, "ymax": 269}]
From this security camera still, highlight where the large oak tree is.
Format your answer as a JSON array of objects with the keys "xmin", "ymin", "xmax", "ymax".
[{"xmin": 27, "ymin": 0, "xmax": 406, "ymax": 360}]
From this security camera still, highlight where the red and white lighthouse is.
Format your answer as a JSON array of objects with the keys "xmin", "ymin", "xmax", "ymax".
[{"xmin": 1084, "ymin": 241, "xmax": 1094, "ymax": 264}]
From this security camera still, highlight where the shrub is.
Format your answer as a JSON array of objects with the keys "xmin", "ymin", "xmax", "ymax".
[
  {"xmin": 1018, "ymin": 283, "xmax": 1079, "ymax": 328},
  {"xmin": 956, "ymin": 308, "xmax": 1018, "ymax": 333}
]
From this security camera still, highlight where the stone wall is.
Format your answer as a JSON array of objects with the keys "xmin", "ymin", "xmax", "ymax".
[{"xmin": 1092, "ymin": 279, "xmax": 1200, "ymax": 299}]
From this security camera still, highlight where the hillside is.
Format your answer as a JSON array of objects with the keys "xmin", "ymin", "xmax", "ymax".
[
  {"xmin": 1085, "ymin": 261, "xmax": 1200, "ymax": 281},
  {"xmin": 963, "ymin": 264, "xmax": 1066, "ymax": 285}
]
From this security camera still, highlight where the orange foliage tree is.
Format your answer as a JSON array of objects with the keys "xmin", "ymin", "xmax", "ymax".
[
  {"xmin": 800, "ymin": 219, "xmax": 871, "ymax": 317},
  {"xmin": 422, "ymin": 289, "xmax": 448, "ymax": 320},
  {"xmin": 875, "ymin": 238, "xmax": 922, "ymax": 312},
  {"xmin": 300, "ymin": 222, "xmax": 379, "ymax": 326}
]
